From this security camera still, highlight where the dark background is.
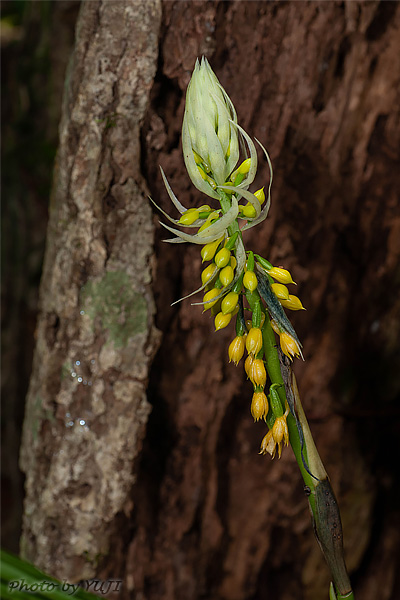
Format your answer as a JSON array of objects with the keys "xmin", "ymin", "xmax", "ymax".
[
  {"xmin": 2, "ymin": 1, "xmax": 400, "ymax": 599},
  {"xmin": 1, "ymin": 0, "xmax": 80, "ymax": 549}
]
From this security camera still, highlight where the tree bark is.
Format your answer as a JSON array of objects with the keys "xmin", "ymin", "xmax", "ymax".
[
  {"xmin": 139, "ymin": 3, "xmax": 400, "ymax": 600},
  {"xmin": 20, "ymin": 0, "xmax": 162, "ymax": 581},
  {"xmin": 19, "ymin": 1, "xmax": 400, "ymax": 599},
  {"xmin": 1, "ymin": 0, "xmax": 80, "ymax": 553}
]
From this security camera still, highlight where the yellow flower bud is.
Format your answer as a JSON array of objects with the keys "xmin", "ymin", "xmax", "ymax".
[
  {"xmin": 211, "ymin": 299, "xmax": 222, "ymax": 316},
  {"xmin": 272, "ymin": 415, "xmax": 289, "ymax": 446},
  {"xmin": 251, "ymin": 391, "xmax": 269, "ymax": 422},
  {"xmin": 201, "ymin": 237, "xmax": 224, "ymax": 262},
  {"xmin": 242, "ymin": 203, "xmax": 257, "ymax": 218},
  {"xmin": 254, "ymin": 187, "xmax": 265, "ymax": 204},
  {"xmin": 272, "ymin": 415, "xmax": 289, "ymax": 458},
  {"xmin": 196, "ymin": 165, "xmax": 217, "ymax": 188},
  {"xmin": 221, "ymin": 291, "xmax": 239, "ymax": 314},
  {"xmin": 198, "ymin": 210, "xmax": 220, "ymax": 232},
  {"xmin": 201, "ymin": 264, "xmax": 217, "ymax": 285},
  {"xmin": 244, "ymin": 354, "xmax": 254, "ymax": 378},
  {"xmin": 198, "ymin": 204, "xmax": 211, "ymax": 212},
  {"xmin": 260, "ymin": 430, "xmax": 276, "ymax": 456},
  {"xmin": 279, "ymin": 332, "xmax": 301, "ymax": 360},
  {"xmin": 215, "ymin": 247, "xmax": 231, "ymax": 268},
  {"xmin": 197, "ymin": 165, "xmax": 208, "ymax": 181},
  {"xmin": 250, "ymin": 358, "xmax": 267, "ymax": 387},
  {"xmin": 192, "ymin": 150, "xmax": 204, "ymax": 165},
  {"xmin": 243, "ymin": 271, "xmax": 258, "ymax": 292},
  {"xmin": 203, "ymin": 288, "xmax": 220, "ymax": 311},
  {"xmin": 271, "ymin": 283, "xmax": 290, "ymax": 300},
  {"xmin": 270, "ymin": 318, "xmax": 280, "ymax": 335},
  {"xmin": 245, "ymin": 327, "xmax": 263, "ymax": 355},
  {"xmin": 268, "ymin": 267, "xmax": 296, "ymax": 285},
  {"xmin": 228, "ymin": 335, "xmax": 245, "ymax": 365},
  {"xmin": 260, "ymin": 404, "xmax": 289, "ymax": 459},
  {"xmin": 219, "ymin": 265, "xmax": 234, "ymax": 287},
  {"xmin": 215, "ymin": 311, "xmax": 232, "ymax": 331},
  {"xmin": 237, "ymin": 158, "xmax": 252, "ymax": 174},
  {"xmin": 230, "ymin": 158, "xmax": 252, "ymax": 183},
  {"xmin": 178, "ymin": 209, "xmax": 200, "ymax": 225},
  {"xmin": 280, "ymin": 295, "xmax": 305, "ymax": 311}
]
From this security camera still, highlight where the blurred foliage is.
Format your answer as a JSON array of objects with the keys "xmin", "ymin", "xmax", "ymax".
[{"xmin": 1, "ymin": 549, "xmax": 98, "ymax": 599}]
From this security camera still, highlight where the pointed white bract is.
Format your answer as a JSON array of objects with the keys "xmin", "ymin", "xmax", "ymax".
[
  {"xmin": 182, "ymin": 57, "xmax": 240, "ymax": 195},
  {"xmin": 242, "ymin": 139, "xmax": 273, "ymax": 231},
  {"xmin": 152, "ymin": 58, "xmax": 276, "ymax": 313},
  {"xmin": 156, "ymin": 58, "xmax": 273, "ymax": 245},
  {"xmin": 159, "ymin": 167, "xmax": 187, "ymax": 214}
]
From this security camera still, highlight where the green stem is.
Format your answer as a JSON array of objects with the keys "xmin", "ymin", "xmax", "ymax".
[
  {"xmin": 279, "ymin": 357, "xmax": 353, "ymax": 598},
  {"xmin": 261, "ymin": 314, "xmax": 315, "ymax": 498},
  {"xmin": 245, "ymin": 290, "xmax": 311, "ymax": 483},
  {"xmin": 217, "ymin": 189, "xmax": 241, "ymax": 239},
  {"xmin": 253, "ymin": 303, "xmax": 353, "ymax": 597},
  {"xmin": 212, "ymin": 197, "xmax": 354, "ymax": 598}
]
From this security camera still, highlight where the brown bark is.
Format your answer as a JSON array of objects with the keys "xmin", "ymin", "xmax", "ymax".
[
  {"xmin": 136, "ymin": 2, "xmax": 400, "ymax": 600},
  {"xmin": 1, "ymin": 0, "xmax": 80, "ymax": 552},
  {"xmin": 19, "ymin": 1, "xmax": 400, "ymax": 600},
  {"xmin": 19, "ymin": 0, "xmax": 161, "ymax": 581}
]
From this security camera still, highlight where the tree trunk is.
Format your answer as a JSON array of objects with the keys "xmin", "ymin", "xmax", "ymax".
[
  {"xmin": 19, "ymin": 1, "xmax": 400, "ymax": 599},
  {"xmin": 1, "ymin": 0, "xmax": 80, "ymax": 553},
  {"xmin": 19, "ymin": 0, "xmax": 162, "ymax": 581}
]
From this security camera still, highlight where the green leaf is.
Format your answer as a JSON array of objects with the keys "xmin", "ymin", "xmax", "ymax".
[{"xmin": 0, "ymin": 550, "xmax": 98, "ymax": 600}]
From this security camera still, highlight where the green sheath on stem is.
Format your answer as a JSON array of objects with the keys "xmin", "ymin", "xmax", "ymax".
[{"xmin": 281, "ymin": 363, "xmax": 353, "ymax": 598}]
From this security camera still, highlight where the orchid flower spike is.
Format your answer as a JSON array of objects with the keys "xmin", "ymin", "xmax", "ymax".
[{"xmin": 151, "ymin": 57, "xmax": 306, "ymax": 460}]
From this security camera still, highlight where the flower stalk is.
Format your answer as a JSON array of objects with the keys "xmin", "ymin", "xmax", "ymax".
[{"xmin": 153, "ymin": 56, "xmax": 354, "ymax": 599}]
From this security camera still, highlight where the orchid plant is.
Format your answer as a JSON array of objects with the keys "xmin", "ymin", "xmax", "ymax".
[{"xmin": 152, "ymin": 57, "xmax": 354, "ymax": 600}]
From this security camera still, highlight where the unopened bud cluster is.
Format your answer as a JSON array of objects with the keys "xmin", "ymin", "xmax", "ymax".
[{"xmin": 155, "ymin": 57, "xmax": 307, "ymax": 460}]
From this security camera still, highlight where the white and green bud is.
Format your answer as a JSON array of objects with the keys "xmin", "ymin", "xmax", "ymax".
[{"xmin": 182, "ymin": 57, "xmax": 240, "ymax": 197}]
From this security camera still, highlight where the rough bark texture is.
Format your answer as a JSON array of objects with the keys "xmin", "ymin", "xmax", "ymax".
[
  {"xmin": 136, "ymin": 2, "xmax": 400, "ymax": 600},
  {"xmin": 18, "ymin": 1, "xmax": 400, "ymax": 600},
  {"xmin": 1, "ymin": 0, "xmax": 81, "ymax": 552},
  {"xmin": 19, "ymin": 0, "xmax": 162, "ymax": 581}
]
